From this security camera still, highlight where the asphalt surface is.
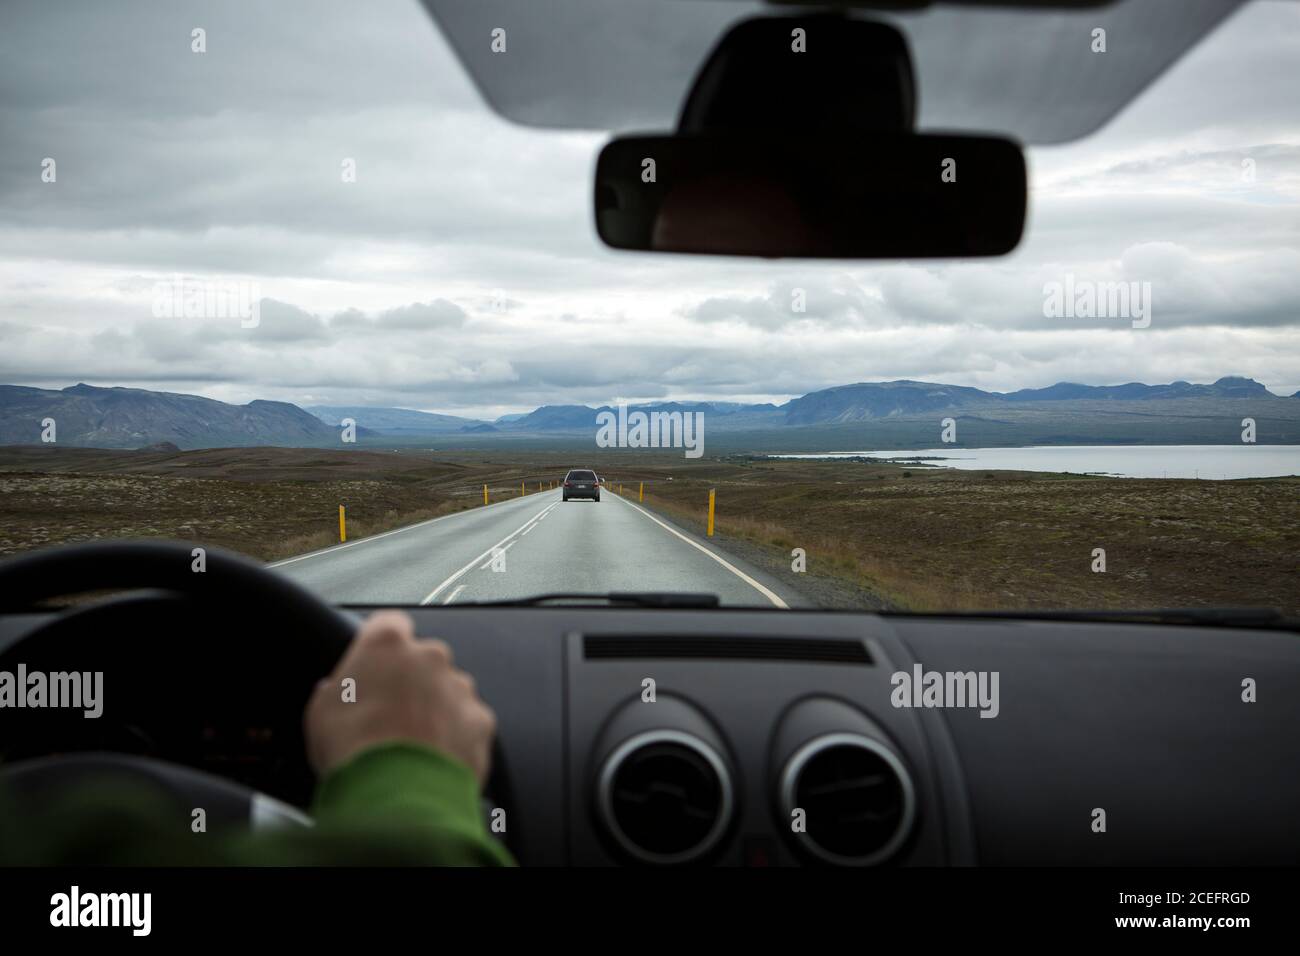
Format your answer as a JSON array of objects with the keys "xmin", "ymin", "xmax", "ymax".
[{"xmin": 270, "ymin": 489, "xmax": 806, "ymax": 608}]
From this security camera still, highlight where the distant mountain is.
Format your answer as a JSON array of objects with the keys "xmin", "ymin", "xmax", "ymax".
[
  {"xmin": 781, "ymin": 381, "xmax": 994, "ymax": 425},
  {"xmin": 779, "ymin": 376, "xmax": 1284, "ymax": 424},
  {"xmin": 2, "ymin": 377, "xmax": 1292, "ymax": 449},
  {"xmin": 306, "ymin": 405, "xmax": 487, "ymax": 434},
  {"xmin": 0, "ymin": 384, "xmax": 349, "ymax": 450},
  {"xmin": 500, "ymin": 400, "xmax": 783, "ymax": 432},
  {"xmin": 470, "ymin": 377, "xmax": 1291, "ymax": 434},
  {"xmin": 502, "ymin": 404, "xmax": 601, "ymax": 431},
  {"xmin": 1004, "ymin": 376, "xmax": 1274, "ymax": 403}
]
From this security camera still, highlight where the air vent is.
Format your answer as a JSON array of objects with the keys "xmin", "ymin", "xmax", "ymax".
[
  {"xmin": 597, "ymin": 730, "xmax": 734, "ymax": 865},
  {"xmin": 780, "ymin": 733, "xmax": 916, "ymax": 866},
  {"xmin": 584, "ymin": 635, "xmax": 872, "ymax": 664}
]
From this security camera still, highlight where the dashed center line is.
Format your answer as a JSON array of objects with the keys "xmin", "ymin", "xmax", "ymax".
[
  {"xmin": 419, "ymin": 501, "xmax": 558, "ymax": 605},
  {"xmin": 478, "ymin": 539, "xmax": 518, "ymax": 569}
]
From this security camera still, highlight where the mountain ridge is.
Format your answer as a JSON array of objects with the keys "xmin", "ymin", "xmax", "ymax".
[
  {"xmin": 0, "ymin": 383, "xmax": 356, "ymax": 450},
  {"xmin": 0, "ymin": 378, "xmax": 1293, "ymax": 449}
]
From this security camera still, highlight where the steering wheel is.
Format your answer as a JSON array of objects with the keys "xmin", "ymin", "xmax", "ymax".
[{"xmin": 0, "ymin": 540, "xmax": 358, "ymax": 832}]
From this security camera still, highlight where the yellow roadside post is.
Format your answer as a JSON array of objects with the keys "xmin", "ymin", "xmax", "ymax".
[
  {"xmin": 483, "ymin": 484, "xmax": 489, "ymax": 505},
  {"xmin": 639, "ymin": 481, "xmax": 644, "ymax": 502},
  {"xmin": 539, "ymin": 481, "xmax": 543, "ymax": 493},
  {"xmin": 707, "ymin": 489, "xmax": 715, "ymax": 536},
  {"xmin": 521, "ymin": 481, "xmax": 525, "ymax": 496},
  {"xmin": 338, "ymin": 505, "xmax": 347, "ymax": 543}
]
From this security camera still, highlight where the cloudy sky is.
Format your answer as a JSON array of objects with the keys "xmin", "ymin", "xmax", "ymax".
[{"xmin": 1, "ymin": 0, "xmax": 1297, "ymax": 420}]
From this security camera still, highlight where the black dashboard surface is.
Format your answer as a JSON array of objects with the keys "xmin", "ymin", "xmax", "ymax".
[{"xmin": 2, "ymin": 607, "xmax": 1297, "ymax": 866}]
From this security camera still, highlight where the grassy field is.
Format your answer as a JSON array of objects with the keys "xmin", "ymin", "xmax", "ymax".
[
  {"xmin": 0, "ymin": 445, "xmax": 1295, "ymax": 614},
  {"xmin": 0, "ymin": 446, "xmax": 574, "ymax": 563},
  {"xmin": 619, "ymin": 458, "xmax": 1300, "ymax": 614}
]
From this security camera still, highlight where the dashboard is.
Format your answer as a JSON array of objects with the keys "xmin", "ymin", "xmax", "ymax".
[
  {"xmin": 2, "ymin": 606, "xmax": 1298, "ymax": 866},
  {"xmin": 399, "ymin": 607, "xmax": 1300, "ymax": 866}
]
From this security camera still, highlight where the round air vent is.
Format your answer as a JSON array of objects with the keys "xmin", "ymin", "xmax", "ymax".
[
  {"xmin": 780, "ymin": 732, "xmax": 916, "ymax": 866},
  {"xmin": 597, "ymin": 729, "xmax": 734, "ymax": 865}
]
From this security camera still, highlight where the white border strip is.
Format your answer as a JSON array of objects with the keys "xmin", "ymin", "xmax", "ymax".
[{"xmin": 609, "ymin": 493, "xmax": 788, "ymax": 609}]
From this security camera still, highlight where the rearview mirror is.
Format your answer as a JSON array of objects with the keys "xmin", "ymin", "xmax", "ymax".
[{"xmin": 594, "ymin": 132, "xmax": 1026, "ymax": 259}]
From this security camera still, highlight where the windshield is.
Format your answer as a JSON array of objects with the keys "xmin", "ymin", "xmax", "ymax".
[{"xmin": 0, "ymin": 0, "xmax": 1296, "ymax": 613}]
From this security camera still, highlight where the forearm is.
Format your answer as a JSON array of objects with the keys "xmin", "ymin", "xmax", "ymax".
[{"xmin": 229, "ymin": 742, "xmax": 515, "ymax": 866}]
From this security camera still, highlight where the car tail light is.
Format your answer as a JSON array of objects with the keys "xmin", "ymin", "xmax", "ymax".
[{"xmin": 564, "ymin": 481, "xmax": 572, "ymax": 487}]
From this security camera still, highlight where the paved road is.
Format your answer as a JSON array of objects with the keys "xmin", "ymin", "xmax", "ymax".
[{"xmin": 271, "ymin": 489, "xmax": 805, "ymax": 608}]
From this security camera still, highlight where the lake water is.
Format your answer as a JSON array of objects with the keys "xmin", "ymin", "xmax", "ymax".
[{"xmin": 772, "ymin": 445, "xmax": 1300, "ymax": 480}]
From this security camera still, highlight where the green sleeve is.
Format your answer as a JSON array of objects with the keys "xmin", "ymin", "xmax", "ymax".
[
  {"xmin": 230, "ymin": 742, "xmax": 517, "ymax": 866},
  {"xmin": 0, "ymin": 743, "xmax": 516, "ymax": 867}
]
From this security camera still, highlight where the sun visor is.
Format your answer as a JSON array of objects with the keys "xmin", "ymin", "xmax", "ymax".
[{"xmin": 421, "ymin": 0, "xmax": 1242, "ymax": 144}]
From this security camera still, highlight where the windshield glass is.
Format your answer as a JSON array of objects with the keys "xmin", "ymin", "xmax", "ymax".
[{"xmin": 0, "ymin": 0, "xmax": 1296, "ymax": 613}]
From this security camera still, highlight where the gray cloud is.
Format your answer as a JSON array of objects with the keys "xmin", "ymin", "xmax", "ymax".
[
  {"xmin": 0, "ymin": 0, "xmax": 1298, "ymax": 417},
  {"xmin": 375, "ymin": 299, "xmax": 467, "ymax": 331}
]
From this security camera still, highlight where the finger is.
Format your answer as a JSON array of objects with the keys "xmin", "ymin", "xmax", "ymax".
[
  {"xmin": 420, "ymin": 638, "xmax": 454, "ymax": 666},
  {"xmin": 332, "ymin": 611, "xmax": 415, "ymax": 673},
  {"xmin": 452, "ymin": 669, "xmax": 476, "ymax": 695},
  {"xmin": 359, "ymin": 610, "xmax": 416, "ymax": 645},
  {"xmin": 476, "ymin": 701, "xmax": 497, "ymax": 736}
]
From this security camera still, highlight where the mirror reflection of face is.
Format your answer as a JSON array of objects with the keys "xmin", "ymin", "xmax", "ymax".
[{"xmin": 651, "ymin": 173, "xmax": 831, "ymax": 257}]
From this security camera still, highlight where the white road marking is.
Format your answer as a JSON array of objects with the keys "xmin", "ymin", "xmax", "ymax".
[
  {"xmin": 419, "ymin": 501, "xmax": 559, "ymax": 605},
  {"xmin": 268, "ymin": 491, "xmax": 558, "ymax": 568},
  {"xmin": 608, "ymin": 493, "xmax": 789, "ymax": 609},
  {"xmin": 443, "ymin": 584, "xmax": 467, "ymax": 605}
]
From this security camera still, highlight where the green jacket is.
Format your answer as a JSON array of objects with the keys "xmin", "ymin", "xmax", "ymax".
[{"xmin": 0, "ymin": 743, "xmax": 516, "ymax": 866}]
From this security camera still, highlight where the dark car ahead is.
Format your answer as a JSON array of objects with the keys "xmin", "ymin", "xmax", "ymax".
[{"xmin": 562, "ymin": 469, "xmax": 600, "ymax": 502}]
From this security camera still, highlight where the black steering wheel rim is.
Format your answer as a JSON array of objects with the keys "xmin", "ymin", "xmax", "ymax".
[
  {"xmin": 0, "ymin": 539, "xmax": 358, "ymax": 824},
  {"xmin": 0, "ymin": 539, "xmax": 357, "ymax": 668}
]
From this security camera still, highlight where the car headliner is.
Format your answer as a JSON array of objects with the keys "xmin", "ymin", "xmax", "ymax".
[{"xmin": 421, "ymin": 0, "xmax": 1243, "ymax": 144}]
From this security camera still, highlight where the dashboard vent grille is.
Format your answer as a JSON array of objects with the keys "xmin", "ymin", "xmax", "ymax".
[
  {"xmin": 784, "ymin": 735, "xmax": 915, "ymax": 866},
  {"xmin": 599, "ymin": 731, "xmax": 733, "ymax": 865},
  {"xmin": 583, "ymin": 635, "xmax": 871, "ymax": 664}
]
